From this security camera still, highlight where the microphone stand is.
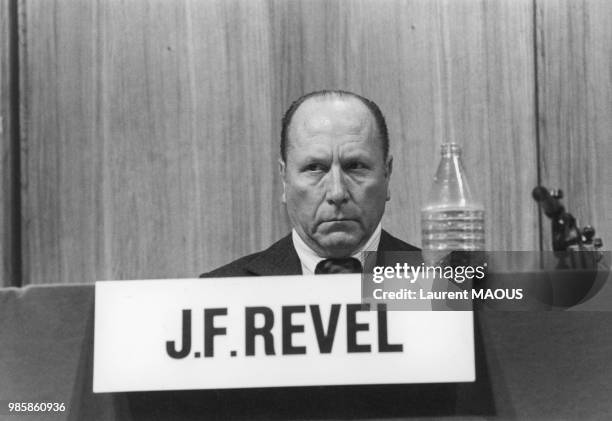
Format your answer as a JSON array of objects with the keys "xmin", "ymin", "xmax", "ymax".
[{"xmin": 532, "ymin": 186, "xmax": 603, "ymax": 269}]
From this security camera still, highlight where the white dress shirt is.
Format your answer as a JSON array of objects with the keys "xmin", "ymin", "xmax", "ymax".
[{"xmin": 292, "ymin": 223, "xmax": 382, "ymax": 275}]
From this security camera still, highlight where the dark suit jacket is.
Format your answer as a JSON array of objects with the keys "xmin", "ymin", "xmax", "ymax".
[{"xmin": 201, "ymin": 229, "xmax": 419, "ymax": 277}]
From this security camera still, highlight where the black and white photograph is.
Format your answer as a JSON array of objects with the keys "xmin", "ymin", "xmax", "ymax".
[{"xmin": 1, "ymin": 0, "xmax": 611, "ymax": 419}]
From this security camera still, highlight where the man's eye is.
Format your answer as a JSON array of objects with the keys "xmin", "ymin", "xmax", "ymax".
[
  {"xmin": 345, "ymin": 161, "xmax": 367, "ymax": 171},
  {"xmin": 304, "ymin": 163, "xmax": 327, "ymax": 172}
]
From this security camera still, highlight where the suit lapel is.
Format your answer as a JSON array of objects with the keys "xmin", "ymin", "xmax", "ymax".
[
  {"xmin": 376, "ymin": 229, "xmax": 422, "ymax": 267},
  {"xmin": 244, "ymin": 234, "xmax": 303, "ymax": 276},
  {"xmin": 378, "ymin": 230, "xmax": 393, "ymax": 252}
]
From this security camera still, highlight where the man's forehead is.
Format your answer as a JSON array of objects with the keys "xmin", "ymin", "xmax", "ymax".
[{"xmin": 290, "ymin": 96, "xmax": 375, "ymax": 140}]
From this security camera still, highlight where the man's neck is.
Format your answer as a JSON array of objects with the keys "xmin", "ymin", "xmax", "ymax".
[{"xmin": 292, "ymin": 223, "xmax": 382, "ymax": 276}]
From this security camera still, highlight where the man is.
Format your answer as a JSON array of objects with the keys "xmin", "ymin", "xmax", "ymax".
[{"xmin": 203, "ymin": 90, "xmax": 418, "ymax": 278}]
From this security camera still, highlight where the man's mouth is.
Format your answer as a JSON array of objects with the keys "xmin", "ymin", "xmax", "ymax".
[{"xmin": 318, "ymin": 218, "xmax": 358, "ymax": 227}]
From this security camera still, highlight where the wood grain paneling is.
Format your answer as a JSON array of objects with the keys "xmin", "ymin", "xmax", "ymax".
[
  {"xmin": 1, "ymin": 0, "xmax": 18, "ymax": 287},
  {"xmin": 0, "ymin": 0, "xmax": 9, "ymax": 286},
  {"xmin": 20, "ymin": 0, "xmax": 281, "ymax": 284},
  {"xmin": 536, "ymin": 0, "xmax": 612, "ymax": 250},
  {"xmin": 20, "ymin": 0, "xmax": 539, "ymax": 284}
]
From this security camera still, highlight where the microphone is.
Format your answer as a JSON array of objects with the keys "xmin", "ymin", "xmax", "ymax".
[{"xmin": 532, "ymin": 186, "xmax": 564, "ymax": 218}]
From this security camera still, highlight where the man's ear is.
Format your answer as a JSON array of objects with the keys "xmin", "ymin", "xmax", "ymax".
[
  {"xmin": 279, "ymin": 158, "xmax": 287, "ymax": 203},
  {"xmin": 385, "ymin": 155, "xmax": 393, "ymax": 178},
  {"xmin": 385, "ymin": 155, "xmax": 393, "ymax": 201}
]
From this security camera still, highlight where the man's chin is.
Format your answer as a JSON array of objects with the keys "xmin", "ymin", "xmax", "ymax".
[{"xmin": 315, "ymin": 233, "xmax": 364, "ymax": 257}]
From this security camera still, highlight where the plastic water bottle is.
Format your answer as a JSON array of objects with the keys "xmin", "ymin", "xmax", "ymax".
[{"xmin": 421, "ymin": 143, "xmax": 485, "ymax": 266}]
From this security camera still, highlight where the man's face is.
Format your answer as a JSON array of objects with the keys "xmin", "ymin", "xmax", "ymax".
[{"xmin": 280, "ymin": 96, "xmax": 392, "ymax": 258}]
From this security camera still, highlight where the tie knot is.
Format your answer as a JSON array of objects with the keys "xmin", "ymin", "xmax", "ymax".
[{"xmin": 315, "ymin": 257, "xmax": 363, "ymax": 274}]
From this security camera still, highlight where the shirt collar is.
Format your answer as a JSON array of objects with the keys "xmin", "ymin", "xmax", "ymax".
[{"xmin": 291, "ymin": 223, "xmax": 382, "ymax": 275}]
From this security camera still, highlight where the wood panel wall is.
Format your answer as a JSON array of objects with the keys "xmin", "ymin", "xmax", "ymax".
[
  {"xmin": 20, "ymin": 0, "xmax": 282, "ymax": 285},
  {"xmin": 1, "ymin": 0, "xmax": 604, "ymax": 285},
  {"xmin": 1, "ymin": 0, "xmax": 18, "ymax": 287},
  {"xmin": 536, "ymin": 0, "xmax": 612, "ymax": 251}
]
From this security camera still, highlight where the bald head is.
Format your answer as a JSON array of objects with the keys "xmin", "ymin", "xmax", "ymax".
[
  {"xmin": 280, "ymin": 90, "xmax": 389, "ymax": 163},
  {"xmin": 278, "ymin": 91, "xmax": 393, "ymax": 257}
]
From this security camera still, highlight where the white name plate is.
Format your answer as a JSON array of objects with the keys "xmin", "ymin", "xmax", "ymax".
[{"xmin": 93, "ymin": 276, "xmax": 474, "ymax": 392}]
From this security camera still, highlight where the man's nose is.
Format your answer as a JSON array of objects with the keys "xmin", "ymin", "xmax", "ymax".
[{"xmin": 325, "ymin": 167, "xmax": 349, "ymax": 206}]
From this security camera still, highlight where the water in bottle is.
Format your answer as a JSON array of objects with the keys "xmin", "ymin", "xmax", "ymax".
[{"xmin": 421, "ymin": 143, "xmax": 485, "ymax": 266}]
